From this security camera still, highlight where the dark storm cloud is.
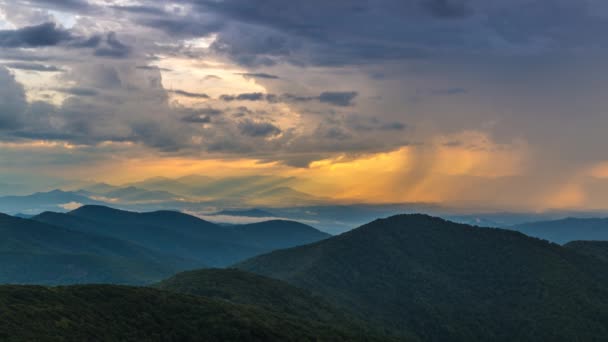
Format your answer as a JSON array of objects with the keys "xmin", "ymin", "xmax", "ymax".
[
  {"xmin": 136, "ymin": 16, "xmax": 223, "ymax": 37},
  {"xmin": 219, "ymin": 91, "xmax": 358, "ymax": 106},
  {"xmin": 24, "ymin": 0, "xmax": 94, "ymax": 12},
  {"xmin": 420, "ymin": 0, "xmax": 472, "ymax": 18},
  {"xmin": 136, "ymin": 66, "xmax": 172, "ymax": 72},
  {"xmin": 3, "ymin": 63, "xmax": 63, "ymax": 72},
  {"xmin": 0, "ymin": 23, "xmax": 73, "ymax": 48},
  {"xmin": 169, "ymin": 90, "xmax": 210, "ymax": 99},
  {"xmin": 94, "ymin": 33, "xmax": 131, "ymax": 58},
  {"xmin": 56, "ymin": 87, "xmax": 99, "ymax": 97},
  {"xmin": 236, "ymin": 72, "xmax": 280, "ymax": 79},
  {"xmin": 238, "ymin": 119, "xmax": 282, "ymax": 137},
  {"xmin": 110, "ymin": 5, "xmax": 167, "ymax": 16},
  {"xmin": 380, "ymin": 122, "xmax": 407, "ymax": 131},
  {"xmin": 0, "ymin": 22, "xmax": 104, "ymax": 55},
  {"xmin": 429, "ymin": 88, "xmax": 468, "ymax": 96},
  {"xmin": 318, "ymin": 91, "xmax": 358, "ymax": 106},
  {"xmin": 180, "ymin": 107, "xmax": 224, "ymax": 124}
]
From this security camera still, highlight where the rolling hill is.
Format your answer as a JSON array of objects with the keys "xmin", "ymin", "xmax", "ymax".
[
  {"xmin": 231, "ymin": 220, "xmax": 331, "ymax": 249},
  {"xmin": 33, "ymin": 205, "xmax": 330, "ymax": 267},
  {"xmin": 156, "ymin": 268, "xmax": 396, "ymax": 340},
  {"xmin": 0, "ymin": 284, "xmax": 379, "ymax": 342},
  {"xmin": 0, "ymin": 213, "xmax": 195, "ymax": 285},
  {"xmin": 509, "ymin": 217, "xmax": 608, "ymax": 244},
  {"xmin": 156, "ymin": 268, "xmax": 349, "ymax": 324},
  {"xmin": 237, "ymin": 214, "xmax": 608, "ymax": 341}
]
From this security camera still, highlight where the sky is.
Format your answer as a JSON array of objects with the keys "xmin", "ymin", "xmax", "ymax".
[{"xmin": 1, "ymin": 0, "xmax": 608, "ymax": 210}]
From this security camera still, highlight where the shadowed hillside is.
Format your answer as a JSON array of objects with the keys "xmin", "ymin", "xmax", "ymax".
[
  {"xmin": 0, "ymin": 285, "xmax": 382, "ymax": 342},
  {"xmin": 565, "ymin": 240, "xmax": 608, "ymax": 262},
  {"xmin": 237, "ymin": 214, "xmax": 608, "ymax": 341}
]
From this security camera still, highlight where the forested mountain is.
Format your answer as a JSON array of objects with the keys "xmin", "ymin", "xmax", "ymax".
[
  {"xmin": 0, "ymin": 285, "xmax": 382, "ymax": 342},
  {"xmin": 0, "ymin": 213, "xmax": 194, "ymax": 285},
  {"xmin": 237, "ymin": 214, "xmax": 608, "ymax": 341},
  {"xmin": 565, "ymin": 240, "xmax": 608, "ymax": 262},
  {"xmin": 32, "ymin": 205, "xmax": 330, "ymax": 267}
]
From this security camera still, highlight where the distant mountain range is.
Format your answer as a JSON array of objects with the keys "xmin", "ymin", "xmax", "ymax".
[
  {"xmin": 0, "ymin": 213, "xmax": 194, "ymax": 285},
  {"xmin": 32, "ymin": 205, "xmax": 329, "ymax": 269},
  {"xmin": 3, "ymin": 212, "xmax": 608, "ymax": 340},
  {"xmin": 237, "ymin": 214, "xmax": 608, "ymax": 341},
  {"xmin": 509, "ymin": 217, "xmax": 608, "ymax": 244},
  {"xmin": 0, "ymin": 205, "xmax": 330, "ymax": 285},
  {"xmin": 0, "ymin": 190, "xmax": 105, "ymax": 214},
  {"xmin": 212, "ymin": 208, "xmax": 277, "ymax": 218}
]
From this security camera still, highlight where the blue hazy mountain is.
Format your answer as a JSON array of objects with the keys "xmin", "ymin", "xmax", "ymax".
[
  {"xmin": 32, "ymin": 205, "xmax": 330, "ymax": 267},
  {"xmin": 212, "ymin": 208, "xmax": 277, "ymax": 218},
  {"xmin": 0, "ymin": 213, "xmax": 196, "ymax": 285},
  {"xmin": 231, "ymin": 220, "xmax": 331, "ymax": 250},
  {"xmin": 0, "ymin": 190, "xmax": 105, "ymax": 214},
  {"xmin": 509, "ymin": 217, "xmax": 608, "ymax": 244}
]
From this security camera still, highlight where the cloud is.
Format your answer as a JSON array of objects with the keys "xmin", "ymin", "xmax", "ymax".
[
  {"xmin": 0, "ymin": 22, "xmax": 73, "ymax": 48},
  {"xmin": 236, "ymin": 72, "xmax": 280, "ymax": 79},
  {"xmin": 0, "ymin": 67, "xmax": 27, "ymax": 129},
  {"xmin": 203, "ymin": 75, "xmax": 222, "ymax": 81},
  {"xmin": 25, "ymin": 0, "xmax": 94, "ymax": 12},
  {"xmin": 56, "ymin": 87, "xmax": 99, "ymax": 97},
  {"xmin": 238, "ymin": 119, "xmax": 282, "ymax": 137},
  {"xmin": 169, "ymin": 90, "xmax": 210, "ymax": 99},
  {"xmin": 137, "ymin": 65, "xmax": 172, "ymax": 72},
  {"xmin": 3, "ymin": 62, "xmax": 63, "ymax": 72},
  {"xmin": 420, "ymin": 0, "xmax": 473, "ymax": 18},
  {"xmin": 182, "ymin": 114, "xmax": 212, "ymax": 123},
  {"xmin": 380, "ymin": 122, "xmax": 407, "ymax": 131},
  {"xmin": 219, "ymin": 91, "xmax": 358, "ymax": 106},
  {"xmin": 59, "ymin": 201, "xmax": 83, "ymax": 210},
  {"xmin": 318, "ymin": 91, "xmax": 358, "ymax": 106},
  {"xmin": 94, "ymin": 33, "xmax": 131, "ymax": 58},
  {"xmin": 181, "ymin": 108, "xmax": 224, "ymax": 123},
  {"xmin": 110, "ymin": 5, "xmax": 167, "ymax": 16}
]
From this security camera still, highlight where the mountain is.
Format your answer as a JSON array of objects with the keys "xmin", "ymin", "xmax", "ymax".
[
  {"xmin": 510, "ymin": 217, "xmax": 608, "ymax": 244},
  {"xmin": 127, "ymin": 177, "xmax": 200, "ymax": 197},
  {"xmin": 33, "ymin": 205, "xmax": 330, "ymax": 267},
  {"xmin": 565, "ymin": 240, "xmax": 608, "ymax": 262},
  {"xmin": 0, "ymin": 213, "xmax": 194, "ymax": 285},
  {"xmin": 33, "ymin": 206, "xmax": 251, "ymax": 267},
  {"xmin": 125, "ymin": 175, "xmax": 326, "ymax": 207},
  {"xmin": 12, "ymin": 213, "xmax": 33, "ymax": 219},
  {"xmin": 156, "ymin": 268, "xmax": 347, "ymax": 324},
  {"xmin": 101, "ymin": 186, "xmax": 182, "ymax": 202},
  {"xmin": 80, "ymin": 182, "xmax": 121, "ymax": 194},
  {"xmin": 212, "ymin": 208, "xmax": 276, "ymax": 218},
  {"xmin": 237, "ymin": 214, "xmax": 608, "ymax": 341},
  {"xmin": 156, "ymin": 268, "xmax": 392, "ymax": 339},
  {"xmin": 232, "ymin": 220, "xmax": 331, "ymax": 250},
  {"xmin": 0, "ymin": 284, "xmax": 378, "ymax": 341},
  {"xmin": 0, "ymin": 190, "xmax": 104, "ymax": 214}
]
